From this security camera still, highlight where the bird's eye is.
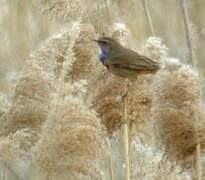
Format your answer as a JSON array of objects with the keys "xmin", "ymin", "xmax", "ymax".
[{"xmin": 99, "ymin": 40, "xmax": 108, "ymax": 45}]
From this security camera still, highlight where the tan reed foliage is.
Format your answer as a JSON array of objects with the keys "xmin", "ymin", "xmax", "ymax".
[
  {"xmin": 0, "ymin": 129, "xmax": 38, "ymax": 160},
  {"xmin": 34, "ymin": 0, "xmax": 82, "ymax": 23},
  {"xmin": 0, "ymin": 95, "xmax": 10, "ymax": 138},
  {"xmin": 151, "ymin": 59, "xmax": 205, "ymax": 169},
  {"xmin": 90, "ymin": 70, "xmax": 129, "ymax": 135},
  {"xmin": 0, "ymin": 94, "xmax": 10, "ymax": 119},
  {"xmin": 143, "ymin": 36, "xmax": 168, "ymax": 64},
  {"xmin": 1, "ymin": 63, "xmax": 49, "ymax": 137},
  {"xmin": 90, "ymin": 69, "xmax": 152, "ymax": 136},
  {"xmin": 108, "ymin": 22, "xmax": 131, "ymax": 46},
  {"xmin": 33, "ymin": 81, "xmax": 107, "ymax": 179},
  {"xmin": 131, "ymin": 137, "xmax": 192, "ymax": 180},
  {"xmin": 30, "ymin": 29, "xmax": 73, "ymax": 79},
  {"xmin": 0, "ymin": 29, "xmax": 73, "ymax": 137},
  {"xmin": 65, "ymin": 24, "xmax": 100, "ymax": 82}
]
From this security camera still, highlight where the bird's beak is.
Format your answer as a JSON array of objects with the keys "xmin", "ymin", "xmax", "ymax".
[{"xmin": 91, "ymin": 39, "xmax": 98, "ymax": 43}]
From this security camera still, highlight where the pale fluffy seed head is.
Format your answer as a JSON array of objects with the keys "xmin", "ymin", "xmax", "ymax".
[
  {"xmin": 143, "ymin": 36, "xmax": 169, "ymax": 64},
  {"xmin": 30, "ymin": 29, "xmax": 73, "ymax": 82},
  {"xmin": 33, "ymin": 82, "xmax": 107, "ymax": 178},
  {"xmin": 126, "ymin": 76, "xmax": 151, "ymax": 126},
  {"xmin": 0, "ymin": 129, "xmax": 38, "ymax": 161},
  {"xmin": 109, "ymin": 22, "xmax": 131, "ymax": 46},
  {"xmin": 34, "ymin": 0, "xmax": 82, "ymax": 23},
  {"xmin": 151, "ymin": 59, "xmax": 205, "ymax": 169},
  {"xmin": 90, "ymin": 69, "xmax": 151, "ymax": 136},
  {"xmin": 152, "ymin": 60, "xmax": 200, "ymax": 108},
  {"xmin": 0, "ymin": 93, "xmax": 10, "ymax": 117},
  {"xmin": 90, "ymin": 71, "xmax": 129, "ymax": 135},
  {"xmin": 2, "ymin": 62, "xmax": 51, "ymax": 136},
  {"xmin": 131, "ymin": 137, "xmax": 192, "ymax": 179},
  {"xmin": 65, "ymin": 24, "xmax": 99, "ymax": 82}
]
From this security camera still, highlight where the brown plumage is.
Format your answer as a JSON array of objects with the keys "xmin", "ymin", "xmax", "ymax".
[{"xmin": 94, "ymin": 37, "xmax": 159, "ymax": 79}]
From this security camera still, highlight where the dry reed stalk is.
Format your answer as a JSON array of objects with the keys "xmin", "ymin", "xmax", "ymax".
[
  {"xmin": 180, "ymin": 1, "xmax": 202, "ymax": 179},
  {"xmin": 103, "ymin": 0, "xmax": 113, "ymax": 25},
  {"xmin": 3, "ymin": 150, "xmax": 9, "ymax": 180},
  {"xmin": 0, "ymin": 95, "xmax": 10, "ymax": 137},
  {"xmin": 109, "ymin": 152, "xmax": 114, "ymax": 180},
  {"xmin": 123, "ymin": 123, "xmax": 130, "ymax": 180},
  {"xmin": 0, "ymin": 95, "xmax": 9, "ymax": 118},
  {"xmin": 180, "ymin": 0, "xmax": 194, "ymax": 66},
  {"xmin": 107, "ymin": 139, "xmax": 115, "ymax": 180},
  {"xmin": 141, "ymin": 0, "xmax": 155, "ymax": 35},
  {"xmin": 122, "ymin": 86, "xmax": 131, "ymax": 180},
  {"xmin": 0, "ymin": 129, "xmax": 36, "ymax": 180}
]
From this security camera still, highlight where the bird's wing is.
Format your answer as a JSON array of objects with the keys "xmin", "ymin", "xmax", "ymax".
[{"xmin": 110, "ymin": 48, "xmax": 159, "ymax": 71}]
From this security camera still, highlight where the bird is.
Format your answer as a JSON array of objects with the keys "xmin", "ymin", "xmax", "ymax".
[{"xmin": 93, "ymin": 37, "xmax": 159, "ymax": 79}]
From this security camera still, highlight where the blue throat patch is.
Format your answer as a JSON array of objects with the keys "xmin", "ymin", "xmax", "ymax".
[{"xmin": 98, "ymin": 49, "xmax": 107, "ymax": 64}]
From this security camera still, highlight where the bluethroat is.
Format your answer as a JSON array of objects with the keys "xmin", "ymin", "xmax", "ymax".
[{"xmin": 93, "ymin": 37, "xmax": 159, "ymax": 79}]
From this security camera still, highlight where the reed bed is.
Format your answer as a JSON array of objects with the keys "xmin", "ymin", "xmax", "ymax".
[{"xmin": 0, "ymin": 0, "xmax": 205, "ymax": 180}]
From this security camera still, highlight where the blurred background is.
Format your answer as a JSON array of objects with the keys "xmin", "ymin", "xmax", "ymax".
[
  {"xmin": 0, "ymin": 0, "xmax": 205, "ymax": 179},
  {"xmin": 0, "ymin": 0, "xmax": 205, "ymax": 95},
  {"xmin": 0, "ymin": 0, "xmax": 62, "ymax": 94}
]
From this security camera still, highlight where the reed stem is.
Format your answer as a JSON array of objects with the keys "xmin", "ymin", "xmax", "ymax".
[
  {"xmin": 123, "ymin": 95, "xmax": 130, "ymax": 180},
  {"xmin": 103, "ymin": 0, "xmax": 113, "ymax": 25},
  {"xmin": 123, "ymin": 123, "xmax": 130, "ymax": 180},
  {"xmin": 109, "ymin": 149, "xmax": 115, "ymax": 180},
  {"xmin": 180, "ymin": 0, "xmax": 194, "ymax": 66},
  {"xmin": 141, "ymin": 0, "xmax": 155, "ymax": 35},
  {"xmin": 180, "ymin": 1, "xmax": 202, "ymax": 179},
  {"xmin": 3, "ymin": 151, "xmax": 9, "ymax": 180}
]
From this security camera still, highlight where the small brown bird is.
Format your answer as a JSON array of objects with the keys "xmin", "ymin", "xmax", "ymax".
[{"xmin": 93, "ymin": 37, "xmax": 159, "ymax": 79}]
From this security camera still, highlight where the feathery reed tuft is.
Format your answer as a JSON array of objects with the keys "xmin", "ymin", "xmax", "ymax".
[
  {"xmin": 0, "ymin": 29, "xmax": 74, "ymax": 137},
  {"xmin": 30, "ymin": 29, "xmax": 73, "ymax": 80},
  {"xmin": 91, "ymin": 71, "xmax": 129, "ymax": 135},
  {"xmin": 33, "ymin": 81, "xmax": 107, "ymax": 179},
  {"xmin": 34, "ymin": 0, "xmax": 82, "ymax": 23},
  {"xmin": 131, "ymin": 137, "xmax": 192, "ymax": 179},
  {"xmin": 66, "ymin": 24, "xmax": 100, "ymax": 82},
  {"xmin": 90, "ymin": 70, "xmax": 152, "ymax": 136},
  {"xmin": 143, "ymin": 36, "xmax": 168, "ymax": 63},
  {"xmin": 0, "ymin": 129, "xmax": 38, "ymax": 161},
  {"xmin": 109, "ymin": 22, "xmax": 130, "ymax": 45},
  {"xmin": 2, "ymin": 62, "xmax": 49, "ymax": 136},
  {"xmin": 151, "ymin": 58, "xmax": 205, "ymax": 169},
  {"xmin": 0, "ymin": 94, "xmax": 10, "ymax": 118}
]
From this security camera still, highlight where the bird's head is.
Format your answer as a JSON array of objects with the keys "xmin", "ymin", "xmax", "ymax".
[{"xmin": 93, "ymin": 37, "xmax": 121, "ymax": 53}]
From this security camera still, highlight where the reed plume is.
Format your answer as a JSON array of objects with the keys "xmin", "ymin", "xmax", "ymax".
[
  {"xmin": 33, "ymin": 81, "xmax": 107, "ymax": 179},
  {"xmin": 64, "ymin": 24, "xmax": 100, "ymax": 82},
  {"xmin": 0, "ymin": 94, "xmax": 10, "ymax": 118},
  {"xmin": 131, "ymin": 137, "xmax": 192, "ymax": 180},
  {"xmin": 1, "ymin": 29, "xmax": 73, "ymax": 137},
  {"xmin": 151, "ymin": 58, "xmax": 205, "ymax": 170},
  {"xmin": 34, "ymin": 0, "xmax": 82, "ymax": 23}
]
